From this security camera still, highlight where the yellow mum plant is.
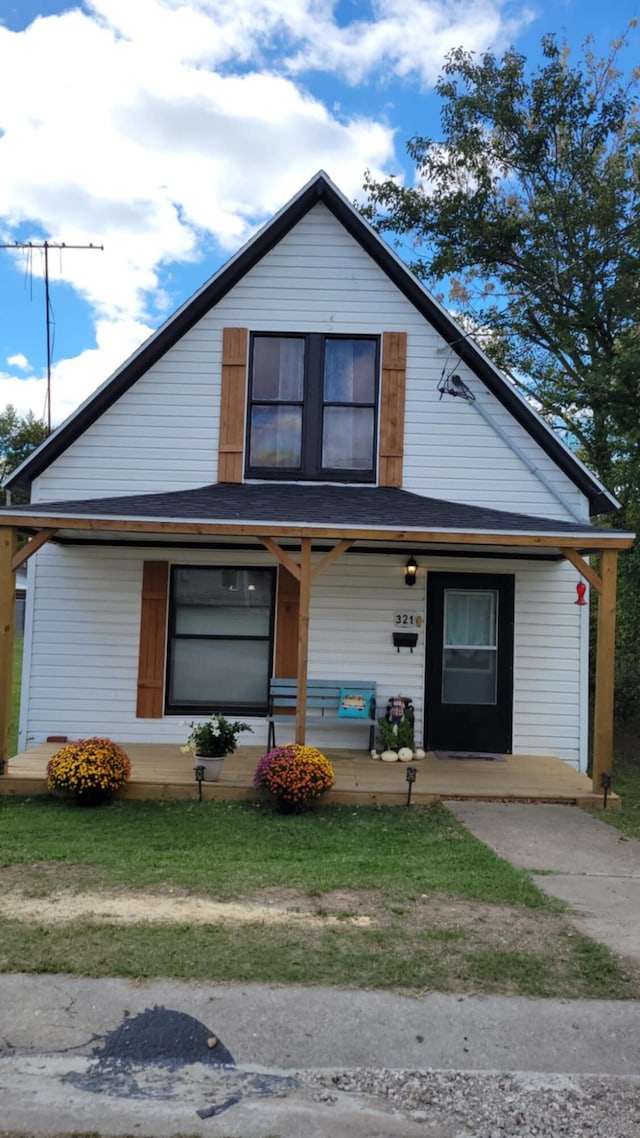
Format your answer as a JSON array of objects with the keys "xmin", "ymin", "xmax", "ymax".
[
  {"xmin": 47, "ymin": 737, "xmax": 131, "ymax": 800},
  {"xmin": 254, "ymin": 744, "xmax": 335, "ymax": 811}
]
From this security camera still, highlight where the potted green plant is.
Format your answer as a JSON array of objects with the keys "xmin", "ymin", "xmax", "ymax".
[
  {"xmin": 181, "ymin": 712, "xmax": 253, "ymax": 781},
  {"xmin": 377, "ymin": 714, "xmax": 415, "ymax": 758}
]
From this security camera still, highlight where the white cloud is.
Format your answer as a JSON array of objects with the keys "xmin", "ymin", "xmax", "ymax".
[
  {"xmin": 0, "ymin": 5, "xmax": 398, "ymax": 324},
  {"xmin": 6, "ymin": 353, "xmax": 30, "ymax": 371},
  {"xmin": 283, "ymin": 0, "xmax": 534, "ymax": 86},
  {"xmin": 0, "ymin": 0, "xmax": 533, "ymax": 423},
  {"xmin": 86, "ymin": 0, "xmax": 533, "ymax": 84}
]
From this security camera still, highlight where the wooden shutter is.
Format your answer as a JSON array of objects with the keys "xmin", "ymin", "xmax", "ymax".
[
  {"xmin": 379, "ymin": 331, "xmax": 407, "ymax": 488},
  {"xmin": 136, "ymin": 561, "xmax": 169, "ymax": 718},
  {"xmin": 218, "ymin": 326, "xmax": 248, "ymax": 483},
  {"xmin": 274, "ymin": 566, "xmax": 300, "ymax": 680},
  {"xmin": 273, "ymin": 566, "xmax": 299, "ymax": 718}
]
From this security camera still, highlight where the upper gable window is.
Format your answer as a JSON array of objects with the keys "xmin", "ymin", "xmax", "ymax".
[{"xmin": 246, "ymin": 333, "xmax": 379, "ymax": 481}]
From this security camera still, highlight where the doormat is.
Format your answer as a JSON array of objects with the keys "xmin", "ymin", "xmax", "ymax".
[{"xmin": 434, "ymin": 751, "xmax": 507, "ymax": 762}]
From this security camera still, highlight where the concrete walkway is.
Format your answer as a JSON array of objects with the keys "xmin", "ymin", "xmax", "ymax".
[{"xmin": 446, "ymin": 802, "xmax": 640, "ymax": 964}]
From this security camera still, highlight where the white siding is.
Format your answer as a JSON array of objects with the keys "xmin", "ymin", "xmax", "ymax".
[
  {"xmin": 21, "ymin": 546, "xmax": 586, "ymax": 770},
  {"xmin": 22, "ymin": 202, "xmax": 591, "ymax": 769},
  {"xmin": 34, "ymin": 205, "xmax": 587, "ymax": 521}
]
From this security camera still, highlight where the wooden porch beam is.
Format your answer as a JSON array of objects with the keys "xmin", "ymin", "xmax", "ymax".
[
  {"xmin": 11, "ymin": 528, "xmax": 57, "ymax": 572},
  {"xmin": 1, "ymin": 514, "xmax": 634, "ymax": 549},
  {"xmin": 260, "ymin": 537, "xmax": 352, "ymax": 582},
  {"xmin": 561, "ymin": 548, "xmax": 602, "ymax": 594},
  {"xmin": 295, "ymin": 538, "xmax": 312, "ymax": 745},
  {"xmin": 0, "ymin": 526, "xmax": 17, "ymax": 769},
  {"xmin": 310, "ymin": 539, "xmax": 352, "ymax": 581},
  {"xmin": 592, "ymin": 549, "xmax": 618, "ymax": 795},
  {"xmin": 258, "ymin": 536, "xmax": 301, "ymax": 582}
]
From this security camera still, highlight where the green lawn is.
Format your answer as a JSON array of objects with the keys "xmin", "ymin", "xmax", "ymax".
[
  {"xmin": 9, "ymin": 633, "xmax": 22, "ymax": 758},
  {"xmin": 0, "ymin": 797, "xmax": 547, "ymax": 904},
  {"xmin": 607, "ymin": 762, "xmax": 640, "ymax": 837},
  {"xmin": 0, "ymin": 797, "xmax": 636, "ymax": 998},
  {"xmin": 595, "ymin": 725, "xmax": 640, "ymax": 839},
  {"xmin": 3, "ymin": 649, "xmax": 638, "ymax": 997}
]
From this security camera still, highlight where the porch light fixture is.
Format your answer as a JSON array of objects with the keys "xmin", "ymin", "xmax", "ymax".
[
  {"xmin": 404, "ymin": 556, "xmax": 418, "ymax": 587},
  {"xmin": 575, "ymin": 582, "xmax": 587, "ymax": 606}
]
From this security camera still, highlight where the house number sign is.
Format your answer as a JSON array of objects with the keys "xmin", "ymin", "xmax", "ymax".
[{"xmin": 393, "ymin": 612, "xmax": 423, "ymax": 628}]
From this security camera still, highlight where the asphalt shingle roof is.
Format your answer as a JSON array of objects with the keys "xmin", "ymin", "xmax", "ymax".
[{"xmin": 1, "ymin": 483, "xmax": 622, "ymax": 537}]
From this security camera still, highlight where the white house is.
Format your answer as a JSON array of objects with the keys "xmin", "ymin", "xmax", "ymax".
[{"xmin": 0, "ymin": 172, "xmax": 633, "ymax": 790}]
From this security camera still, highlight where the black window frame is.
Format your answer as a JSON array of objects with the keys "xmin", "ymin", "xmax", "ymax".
[
  {"xmin": 165, "ymin": 564, "xmax": 277, "ymax": 716},
  {"xmin": 245, "ymin": 332, "xmax": 380, "ymax": 482}
]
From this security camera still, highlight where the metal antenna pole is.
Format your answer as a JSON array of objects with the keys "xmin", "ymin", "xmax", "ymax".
[
  {"xmin": 44, "ymin": 241, "xmax": 51, "ymax": 431},
  {"xmin": 0, "ymin": 240, "xmax": 104, "ymax": 431}
]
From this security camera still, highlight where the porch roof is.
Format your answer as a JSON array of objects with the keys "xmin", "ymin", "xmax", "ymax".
[{"xmin": 0, "ymin": 483, "xmax": 634, "ymax": 548}]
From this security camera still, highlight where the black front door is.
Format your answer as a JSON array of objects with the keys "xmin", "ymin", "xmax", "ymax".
[{"xmin": 425, "ymin": 572, "xmax": 514, "ymax": 754}]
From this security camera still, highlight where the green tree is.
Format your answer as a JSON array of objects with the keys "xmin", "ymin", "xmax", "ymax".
[
  {"xmin": 363, "ymin": 30, "xmax": 640, "ymax": 716},
  {"xmin": 0, "ymin": 404, "xmax": 49, "ymax": 502},
  {"xmin": 362, "ymin": 30, "xmax": 640, "ymax": 504}
]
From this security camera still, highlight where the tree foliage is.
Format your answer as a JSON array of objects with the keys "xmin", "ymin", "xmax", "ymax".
[
  {"xmin": 363, "ymin": 29, "xmax": 640, "ymax": 716},
  {"xmin": 362, "ymin": 30, "xmax": 640, "ymax": 506},
  {"xmin": 0, "ymin": 404, "xmax": 49, "ymax": 501}
]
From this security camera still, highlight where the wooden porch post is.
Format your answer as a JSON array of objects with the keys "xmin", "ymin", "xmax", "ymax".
[
  {"xmin": 592, "ymin": 549, "xmax": 618, "ymax": 795},
  {"xmin": 0, "ymin": 526, "xmax": 17, "ymax": 769},
  {"xmin": 295, "ymin": 538, "xmax": 312, "ymax": 745}
]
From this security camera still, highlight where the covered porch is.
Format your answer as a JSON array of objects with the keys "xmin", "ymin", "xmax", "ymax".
[
  {"xmin": 0, "ymin": 483, "xmax": 634, "ymax": 804},
  {"xmin": 1, "ymin": 741, "xmax": 617, "ymax": 809}
]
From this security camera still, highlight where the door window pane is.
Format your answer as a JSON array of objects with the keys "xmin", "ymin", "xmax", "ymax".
[
  {"xmin": 322, "ymin": 407, "xmax": 374, "ymax": 469},
  {"xmin": 442, "ymin": 589, "xmax": 498, "ymax": 705},
  {"xmin": 442, "ymin": 649, "xmax": 497, "ymax": 704},
  {"xmin": 444, "ymin": 590, "xmax": 497, "ymax": 647}
]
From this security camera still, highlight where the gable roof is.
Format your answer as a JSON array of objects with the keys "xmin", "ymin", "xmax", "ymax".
[{"xmin": 6, "ymin": 172, "xmax": 617, "ymax": 516}]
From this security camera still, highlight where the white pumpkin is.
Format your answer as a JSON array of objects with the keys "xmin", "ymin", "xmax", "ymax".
[
  {"xmin": 380, "ymin": 749, "xmax": 399, "ymax": 762},
  {"xmin": 414, "ymin": 749, "xmax": 426, "ymax": 760},
  {"xmin": 398, "ymin": 747, "xmax": 413, "ymax": 761}
]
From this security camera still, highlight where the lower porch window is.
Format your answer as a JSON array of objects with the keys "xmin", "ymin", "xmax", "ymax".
[{"xmin": 166, "ymin": 566, "xmax": 276, "ymax": 715}]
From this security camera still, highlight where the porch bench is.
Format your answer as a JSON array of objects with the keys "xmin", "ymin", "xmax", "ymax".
[{"xmin": 267, "ymin": 678, "xmax": 377, "ymax": 751}]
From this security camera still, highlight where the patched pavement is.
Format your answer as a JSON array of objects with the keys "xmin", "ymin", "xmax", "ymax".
[{"xmin": 2, "ymin": 975, "xmax": 640, "ymax": 1135}]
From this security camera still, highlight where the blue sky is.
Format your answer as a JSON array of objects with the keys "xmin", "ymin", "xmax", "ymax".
[{"xmin": 0, "ymin": 0, "xmax": 637, "ymax": 426}]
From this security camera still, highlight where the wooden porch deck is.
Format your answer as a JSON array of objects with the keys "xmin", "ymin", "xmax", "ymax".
[{"xmin": 1, "ymin": 743, "xmax": 615, "ymax": 808}]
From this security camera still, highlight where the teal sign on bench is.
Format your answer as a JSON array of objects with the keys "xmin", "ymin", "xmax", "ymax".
[{"xmin": 338, "ymin": 689, "xmax": 374, "ymax": 719}]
